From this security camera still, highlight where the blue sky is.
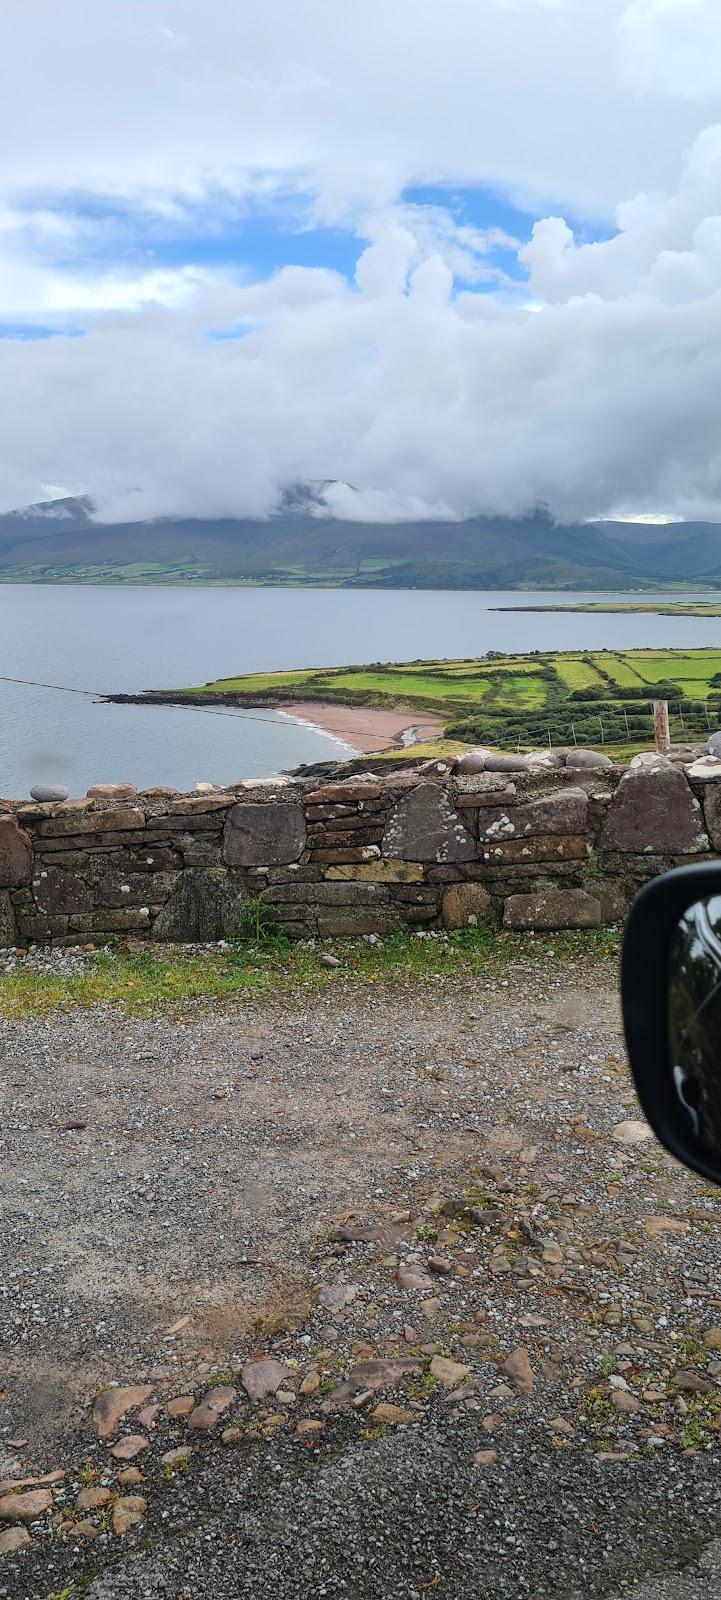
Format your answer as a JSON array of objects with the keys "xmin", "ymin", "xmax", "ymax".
[{"xmin": 0, "ymin": 181, "xmax": 613, "ymax": 341}]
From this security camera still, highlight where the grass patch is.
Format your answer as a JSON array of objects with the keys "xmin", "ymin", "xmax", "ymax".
[
  {"xmin": 170, "ymin": 646, "xmax": 721, "ymax": 756},
  {"xmin": 0, "ymin": 926, "xmax": 619, "ymax": 1020}
]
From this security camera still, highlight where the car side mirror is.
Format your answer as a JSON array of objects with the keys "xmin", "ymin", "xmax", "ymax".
[{"xmin": 622, "ymin": 863, "xmax": 721, "ymax": 1186}]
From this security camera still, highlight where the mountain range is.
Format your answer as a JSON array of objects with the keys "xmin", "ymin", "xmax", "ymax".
[{"xmin": 0, "ymin": 490, "xmax": 720, "ymax": 590}]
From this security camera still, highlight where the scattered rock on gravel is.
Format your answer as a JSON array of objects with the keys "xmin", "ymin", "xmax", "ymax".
[{"xmin": 91, "ymin": 1385, "xmax": 153, "ymax": 1440}]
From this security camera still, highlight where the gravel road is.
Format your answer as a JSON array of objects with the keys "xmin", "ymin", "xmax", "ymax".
[{"xmin": 3, "ymin": 944, "xmax": 721, "ymax": 1597}]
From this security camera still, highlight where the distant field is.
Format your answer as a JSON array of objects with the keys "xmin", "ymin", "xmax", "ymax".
[
  {"xmin": 169, "ymin": 647, "xmax": 721, "ymax": 754},
  {"xmin": 496, "ymin": 602, "xmax": 721, "ymax": 618}
]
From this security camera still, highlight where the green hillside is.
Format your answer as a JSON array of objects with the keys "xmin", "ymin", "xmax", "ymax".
[{"xmin": 168, "ymin": 647, "xmax": 721, "ymax": 753}]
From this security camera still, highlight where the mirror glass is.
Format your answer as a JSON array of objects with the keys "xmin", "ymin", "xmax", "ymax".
[{"xmin": 669, "ymin": 895, "xmax": 721, "ymax": 1159}]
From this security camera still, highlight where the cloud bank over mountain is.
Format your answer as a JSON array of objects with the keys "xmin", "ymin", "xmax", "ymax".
[{"xmin": 0, "ymin": 0, "xmax": 720, "ymax": 524}]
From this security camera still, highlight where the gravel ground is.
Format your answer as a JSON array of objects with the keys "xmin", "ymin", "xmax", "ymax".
[{"xmin": 4, "ymin": 947, "xmax": 721, "ymax": 1597}]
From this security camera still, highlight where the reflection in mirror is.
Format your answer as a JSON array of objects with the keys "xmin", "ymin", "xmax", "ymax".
[{"xmin": 669, "ymin": 896, "xmax": 721, "ymax": 1161}]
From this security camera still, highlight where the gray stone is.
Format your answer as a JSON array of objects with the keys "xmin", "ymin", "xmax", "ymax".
[
  {"xmin": 382, "ymin": 782, "xmax": 475, "ymax": 863},
  {"xmin": 0, "ymin": 817, "xmax": 33, "ymax": 889},
  {"xmin": 152, "ymin": 869, "xmax": 247, "ymax": 942},
  {"xmin": 242, "ymin": 1360, "xmax": 288, "ymax": 1403},
  {"xmin": 600, "ymin": 763, "xmax": 708, "ymax": 853},
  {"xmin": 224, "ymin": 802, "xmax": 306, "ymax": 867},
  {"xmin": 478, "ymin": 787, "xmax": 588, "ymax": 842},
  {"xmin": 34, "ymin": 867, "xmax": 91, "ymax": 916},
  {"xmin": 686, "ymin": 757, "xmax": 721, "ymax": 781},
  {"xmin": 483, "ymin": 754, "xmax": 529, "ymax": 773},
  {"xmin": 29, "ymin": 784, "xmax": 69, "ymax": 802},
  {"xmin": 526, "ymin": 752, "xmax": 563, "ymax": 771},
  {"xmin": 703, "ymin": 785, "xmax": 721, "ymax": 850},
  {"xmin": 262, "ymin": 881, "xmax": 390, "ymax": 905},
  {"xmin": 442, "ymin": 882, "xmax": 493, "ymax": 929},
  {"xmin": 320, "ymin": 1358, "xmax": 423, "ymax": 1412},
  {"xmin": 454, "ymin": 747, "xmax": 493, "ymax": 774},
  {"xmin": 566, "ymin": 749, "xmax": 613, "ymax": 770},
  {"xmin": 0, "ymin": 891, "xmax": 16, "ymax": 947},
  {"xmin": 503, "ymin": 888, "xmax": 602, "ymax": 930},
  {"xmin": 708, "ymin": 731, "xmax": 721, "ymax": 757}
]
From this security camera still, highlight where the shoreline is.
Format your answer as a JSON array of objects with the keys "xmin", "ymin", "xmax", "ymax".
[
  {"xmin": 277, "ymin": 700, "xmax": 445, "ymax": 753},
  {"xmin": 101, "ymin": 691, "xmax": 446, "ymax": 755}
]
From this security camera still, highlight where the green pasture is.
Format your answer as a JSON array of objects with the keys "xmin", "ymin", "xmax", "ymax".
[{"xmin": 172, "ymin": 647, "xmax": 721, "ymax": 753}]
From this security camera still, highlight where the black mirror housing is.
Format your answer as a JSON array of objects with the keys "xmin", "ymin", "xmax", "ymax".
[{"xmin": 622, "ymin": 862, "xmax": 721, "ymax": 1186}]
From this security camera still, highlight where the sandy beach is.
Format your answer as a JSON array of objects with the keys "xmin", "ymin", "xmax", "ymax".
[{"xmin": 280, "ymin": 700, "xmax": 445, "ymax": 753}]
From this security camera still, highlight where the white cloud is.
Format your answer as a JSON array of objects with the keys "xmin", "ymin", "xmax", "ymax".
[
  {"xmin": 619, "ymin": 0, "xmax": 721, "ymax": 99},
  {"xmin": 0, "ymin": 0, "xmax": 716, "ymax": 221},
  {"xmin": 0, "ymin": 0, "xmax": 720, "ymax": 526},
  {"xmin": 2, "ymin": 127, "xmax": 721, "ymax": 527}
]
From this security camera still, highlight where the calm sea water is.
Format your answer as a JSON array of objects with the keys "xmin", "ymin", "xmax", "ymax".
[{"xmin": 3, "ymin": 584, "xmax": 721, "ymax": 796}]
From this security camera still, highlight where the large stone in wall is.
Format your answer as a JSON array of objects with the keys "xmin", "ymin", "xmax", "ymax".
[
  {"xmin": 152, "ymin": 869, "xmax": 246, "ymax": 942},
  {"xmin": 600, "ymin": 760, "xmax": 708, "ymax": 853},
  {"xmin": 442, "ymin": 883, "xmax": 493, "ymax": 929},
  {"xmin": 478, "ymin": 788, "xmax": 588, "ymax": 843},
  {"xmin": 223, "ymin": 803, "xmax": 306, "ymax": 867},
  {"xmin": 34, "ymin": 867, "xmax": 91, "ymax": 916},
  {"xmin": 382, "ymin": 783, "xmax": 475, "ymax": 863},
  {"xmin": 0, "ymin": 890, "xmax": 16, "ymax": 947},
  {"xmin": 503, "ymin": 888, "xmax": 602, "ymax": 930},
  {"xmin": 0, "ymin": 816, "xmax": 33, "ymax": 888}
]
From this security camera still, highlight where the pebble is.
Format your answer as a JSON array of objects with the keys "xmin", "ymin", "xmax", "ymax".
[
  {"xmin": 502, "ymin": 1347, "xmax": 534, "ymax": 1392},
  {"xmin": 242, "ymin": 1361, "xmax": 288, "ymax": 1403},
  {"xmin": 29, "ymin": 784, "xmax": 69, "ymax": 802},
  {"xmin": 91, "ymin": 1384, "xmax": 153, "ymax": 1440},
  {"xmin": 110, "ymin": 1434, "xmax": 150, "ymax": 1460},
  {"xmin": 430, "ymin": 1356, "xmax": 472, "ymax": 1389},
  {"xmin": 189, "ymin": 1386, "xmax": 237, "ymax": 1430},
  {"xmin": 117, "ymin": 1467, "xmax": 143, "ymax": 1487},
  {"xmin": 0, "ymin": 1487, "xmax": 52, "ymax": 1522},
  {"xmin": 166, "ymin": 1395, "xmax": 196, "ymax": 1418},
  {"xmin": 75, "ymin": 1486, "xmax": 112, "ymax": 1511},
  {"xmin": 0, "ymin": 1526, "xmax": 32, "ymax": 1554},
  {"xmin": 111, "ymin": 1494, "xmax": 147, "ymax": 1535},
  {"xmin": 161, "ymin": 1447, "xmax": 193, "ymax": 1468}
]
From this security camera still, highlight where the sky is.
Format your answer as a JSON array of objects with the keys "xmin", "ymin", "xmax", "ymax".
[{"xmin": 1, "ymin": 0, "xmax": 721, "ymax": 525}]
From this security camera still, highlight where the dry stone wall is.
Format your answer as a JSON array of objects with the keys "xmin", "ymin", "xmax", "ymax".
[{"xmin": 0, "ymin": 754, "xmax": 718, "ymax": 947}]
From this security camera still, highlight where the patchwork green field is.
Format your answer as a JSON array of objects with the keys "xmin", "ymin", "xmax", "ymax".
[{"xmin": 173, "ymin": 648, "xmax": 721, "ymax": 753}]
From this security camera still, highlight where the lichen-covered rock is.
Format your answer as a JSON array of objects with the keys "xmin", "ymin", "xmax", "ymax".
[
  {"xmin": 152, "ymin": 869, "xmax": 246, "ymax": 942},
  {"xmin": 479, "ymin": 788, "xmax": 588, "ymax": 842},
  {"xmin": 442, "ymin": 883, "xmax": 493, "ymax": 929},
  {"xmin": 600, "ymin": 763, "xmax": 708, "ymax": 853},
  {"xmin": 478, "ymin": 835, "xmax": 586, "ymax": 865},
  {"xmin": 33, "ymin": 866, "xmax": 91, "ymax": 915},
  {"xmin": 224, "ymin": 802, "xmax": 306, "ymax": 866},
  {"xmin": 503, "ymin": 888, "xmax": 602, "ymax": 930},
  {"xmin": 0, "ymin": 816, "xmax": 32, "ymax": 889},
  {"xmin": 382, "ymin": 783, "xmax": 475, "ymax": 863}
]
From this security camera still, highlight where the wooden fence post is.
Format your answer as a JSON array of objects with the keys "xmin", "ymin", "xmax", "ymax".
[{"xmin": 653, "ymin": 700, "xmax": 670, "ymax": 753}]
